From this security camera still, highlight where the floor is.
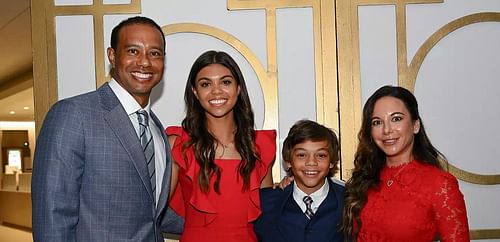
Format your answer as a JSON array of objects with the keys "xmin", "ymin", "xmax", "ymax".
[
  {"xmin": 0, "ymin": 226, "xmax": 183, "ymax": 242},
  {"xmin": 0, "ymin": 225, "xmax": 32, "ymax": 242},
  {"xmin": 0, "ymin": 225, "xmax": 184, "ymax": 242}
]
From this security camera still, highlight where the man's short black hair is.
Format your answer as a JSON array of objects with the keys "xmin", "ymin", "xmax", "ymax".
[{"xmin": 110, "ymin": 16, "xmax": 166, "ymax": 52}]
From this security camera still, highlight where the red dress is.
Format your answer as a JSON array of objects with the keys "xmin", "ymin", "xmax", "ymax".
[
  {"xmin": 166, "ymin": 127, "xmax": 276, "ymax": 242},
  {"xmin": 357, "ymin": 160, "xmax": 470, "ymax": 242}
]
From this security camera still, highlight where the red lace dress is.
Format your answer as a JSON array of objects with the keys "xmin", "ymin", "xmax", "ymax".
[
  {"xmin": 166, "ymin": 127, "xmax": 276, "ymax": 242},
  {"xmin": 357, "ymin": 160, "xmax": 469, "ymax": 242}
]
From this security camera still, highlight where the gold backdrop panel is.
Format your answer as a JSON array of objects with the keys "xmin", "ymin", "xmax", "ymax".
[{"xmin": 408, "ymin": 12, "xmax": 500, "ymax": 185}]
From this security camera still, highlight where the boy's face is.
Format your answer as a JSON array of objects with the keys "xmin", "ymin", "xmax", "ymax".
[{"xmin": 287, "ymin": 140, "xmax": 334, "ymax": 195}]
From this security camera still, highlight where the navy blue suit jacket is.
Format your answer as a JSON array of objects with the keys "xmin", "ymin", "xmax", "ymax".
[{"xmin": 254, "ymin": 178, "xmax": 345, "ymax": 242}]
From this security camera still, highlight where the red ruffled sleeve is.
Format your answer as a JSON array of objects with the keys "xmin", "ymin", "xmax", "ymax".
[
  {"xmin": 166, "ymin": 126, "xmax": 187, "ymax": 218},
  {"xmin": 166, "ymin": 126, "xmax": 217, "ymax": 219},
  {"xmin": 248, "ymin": 130, "xmax": 277, "ymax": 222}
]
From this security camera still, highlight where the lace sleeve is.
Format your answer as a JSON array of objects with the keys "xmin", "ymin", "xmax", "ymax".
[{"xmin": 433, "ymin": 173, "xmax": 470, "ymax": 242}]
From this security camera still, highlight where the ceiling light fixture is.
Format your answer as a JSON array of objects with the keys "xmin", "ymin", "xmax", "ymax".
[
  {"xmin": 24, "ymin": 106, "xmax": 30, "ymax": 110},
  {"xmin": 9, "ymin": 111, "xmax": 16, "ymax": 115}
]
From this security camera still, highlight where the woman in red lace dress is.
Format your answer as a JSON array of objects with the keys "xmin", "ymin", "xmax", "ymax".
[
  {"xmin": 166, "ymin": 50, "xmax": 275, "ymax": 242},
  {"xmin": 341, "ymin": 85, "xmax": 469, "ymax": 241}
]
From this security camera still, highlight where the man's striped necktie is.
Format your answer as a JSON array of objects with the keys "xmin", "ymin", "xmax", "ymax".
[{"xmin": 137, "ymin": 110, "xmax": 156, "ymax": 204}]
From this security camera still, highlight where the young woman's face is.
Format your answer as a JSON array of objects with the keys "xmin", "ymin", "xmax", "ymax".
[
  {"xmin": 192, "ymin": 64, "xmax": 240, "ymax": 120},
  {"xmin": 370, "ymin": 96, "xmax": 420, "ymax": 166}
]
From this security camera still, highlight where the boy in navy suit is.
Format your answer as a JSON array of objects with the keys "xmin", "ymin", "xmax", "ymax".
[{"xmin": 254, "ymin": 119, "xmax": 344, "ymax": 242}]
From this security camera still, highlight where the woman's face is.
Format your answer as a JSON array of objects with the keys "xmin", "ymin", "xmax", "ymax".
[
  {"xmin": 192, "ymin": 64, "xmax": 240, "ymax": 119},
  {"xmin": 370, "ymin": 96, "xmax": 420, "ymax": 166}
]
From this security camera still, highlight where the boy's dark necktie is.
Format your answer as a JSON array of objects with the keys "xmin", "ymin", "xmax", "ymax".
[{"xmin": 303, "ymin": 195, "xmax": 314, "ymax": 219}]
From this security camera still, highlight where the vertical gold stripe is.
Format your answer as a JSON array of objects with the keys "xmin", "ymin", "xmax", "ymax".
[
  {"xmin": 319, "ymin": 0, "xmax": 339, "ymax": 131},
  {"xmin": 45, "ymin": 6, "xmax": 59, "ymax": 120},
  {"xmin": 263, "ymin": 8, "xmax": 279, "ymax": 131},
  {"xmin": 319, "ymin": 0, "xmax": 340, "ymax": 178},
  {"xmin": 336, "ymin": 0, "xmax": 362, "ymax": 179},
  {"xmin": 266, "ymin": 8, "xmax": 278, "ymax": 76},
  {"xmin": 313, "ymin": 0, "xmax": 325, "ymax": 124},
  {"xmin": 93, "ymin": 15, "xmax": 106, "ymax": 88},
  {"xmin": 264, "ymin": 8, "xmax": 280, "ymax": 182},
  {"xmin": 396, "ymin": 0, "xmax": 409, "ymax": 89},
  {"xmin": 32, "ymin": 0, "xmax": 52, "ymax": 136}
]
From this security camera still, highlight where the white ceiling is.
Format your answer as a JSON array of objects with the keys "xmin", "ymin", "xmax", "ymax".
[{"xmin": 0, "ymin": 0, "xmax": 34, "ymax": 121}]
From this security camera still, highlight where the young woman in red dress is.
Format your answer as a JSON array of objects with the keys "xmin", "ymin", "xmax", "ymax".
[
  {"xmin": 341, "ymin": 85, "xmax": 470, "ymax": 241},
  {"xmin": 166, "ymin": 50, "xmax": 275, "ymax": 242}
]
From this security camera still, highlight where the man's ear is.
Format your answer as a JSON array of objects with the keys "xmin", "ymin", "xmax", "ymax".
[{"xmin": 107, "ymin": 47, "xmax": 116, "ymax": 68}]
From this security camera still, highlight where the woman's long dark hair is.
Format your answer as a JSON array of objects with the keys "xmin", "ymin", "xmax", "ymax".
[
  {"xmin": 182, "ymin": 50, "xmax": 259, "ymax": 193},
  {"xmin": 341, "ymin": 85, "xmax": 445, "ymax": 240}
]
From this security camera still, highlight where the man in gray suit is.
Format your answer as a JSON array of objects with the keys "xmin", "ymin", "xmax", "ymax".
[{"xmin": 32, "ymin": 16, "xmax": 183, "ymax": 242}]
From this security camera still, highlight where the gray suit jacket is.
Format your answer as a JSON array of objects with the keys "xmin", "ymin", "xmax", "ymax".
[{"xmin": 32, "ymin": 83, "xmax": 183, "ymax": 242}]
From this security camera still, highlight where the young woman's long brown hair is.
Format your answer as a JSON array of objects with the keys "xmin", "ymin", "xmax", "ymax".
[
  {"xmin": 182, "ymin": 50, "xmax": 259, "ymax": 193},
  {"xmin": 340, "ymin": 85, "xmax": 445, "ymax": 241}
]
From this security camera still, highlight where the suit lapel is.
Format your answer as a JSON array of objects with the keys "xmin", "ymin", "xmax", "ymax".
[
  {"xmin": 99, "ymin": 84, "xmax": 154, "ymax": 201},
  {"xmin": 313, "ymin": 178, "xmax": 339, "ymax": 221},
  {"xmin": 277, "ymin": 185, "xmax": 307, "ymax": 240}
]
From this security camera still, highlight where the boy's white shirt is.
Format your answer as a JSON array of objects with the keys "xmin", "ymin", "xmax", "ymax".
[{"xmin": 292, "ymin": 178, "xmax": 329, "ymax": 214}]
